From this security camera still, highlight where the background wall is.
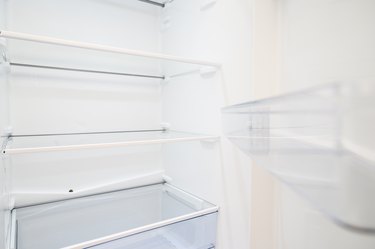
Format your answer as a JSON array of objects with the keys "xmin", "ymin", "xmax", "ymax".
[
  {"xmin": 6, "ymin": 0, "xmax": 163, "ymax": 134},
  {"xmin": 5, "ymin": 0, "xmax": 165, "ymax": 207}
]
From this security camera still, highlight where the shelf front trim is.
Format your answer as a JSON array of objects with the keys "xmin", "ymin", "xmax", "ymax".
[
  {"xmin": 63, "ymin": 206, "xmax": 219, "ymax": 249},
  {"xmin": 0, "ymin": 30, "xmax": 221, "ymax": 68},
  {"xmin": 3, "ymin": 135, "xmax": 220, "ymax": 155}
]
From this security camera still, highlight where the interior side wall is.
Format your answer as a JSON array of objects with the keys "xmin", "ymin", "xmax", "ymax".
[
  {"xmin": 0, "ymin": 0, "xmax": 10, "ymax": 247},
  {"xmin": 0, "ymin": 59, "xmax": 8, "ymax": 249},
  {"xmin": 6, "ymin": 0, "xmax": 163, "ymax": 134},
  {"xmin": 5, "ymin": 0, "xmax": 165, "ymax": 207},
  {"xmin": 161, "ymin": 1, "xmax": 253, "ymax": 249}
]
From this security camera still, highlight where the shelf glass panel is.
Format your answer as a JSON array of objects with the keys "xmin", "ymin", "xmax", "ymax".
[
  {"xmin": 223, "ymin": 81, "xmax": 375, "ymax": 233},
  {"xmin": 0, "ymin": 30, "xmax": 220, "ymax": 81},
  {"xmin": 14, "ymin": 183, "xmax": 218, "ymax": 249},
  {"xmin": 3, "ymin": 130, "xmax": 219, "ymax": 155}
]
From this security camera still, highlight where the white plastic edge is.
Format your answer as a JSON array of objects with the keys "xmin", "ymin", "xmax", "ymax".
[
  {"xmin": 9, "ymin": 210, "xmax": 16, "ymax": 249},
  {"xmin": 3, "ymin": 135, "xmax": 220, "ymax": 155},
  {"xmin": 0, "ymin": 37, "xmax": 6, "ymax": 47},
  {"xmin": 62, "ymin": 206, "xmax": 219, "ymax": 249},
  {"xmin": 200, "ymin": 66, "xmax": 217, "ymax": 77},
  {"xmin": 164, "ymin": 183, "xmax": 206, "ymax": 210},
  {"xmin": 0, "ymin": 30, "xmax": 221, "ymax": 67}
]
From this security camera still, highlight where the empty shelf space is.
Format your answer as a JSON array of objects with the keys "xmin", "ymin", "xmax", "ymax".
[
  {"xmin": 0, "ymin": 30, "xmax": 220, "ymax": 80},
  {"xmin": 12, "ymin": 183, "xmax": 218, "ymax": 249},
  {"xmin": 3, "ymin": 130, "xmax": 219, "ymax": 155},
  {"xmin": 222, "ymin": 81, "xmax": 375, "ymax": 233}
]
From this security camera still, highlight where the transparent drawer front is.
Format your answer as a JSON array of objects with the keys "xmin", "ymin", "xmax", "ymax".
[
  {"xmin": 13, "ymin": 184, "xmax": 218, "ymax": 249},
  {"xmin": 90, "ymin": 213, "xmax": 217, "ymax": 249}
]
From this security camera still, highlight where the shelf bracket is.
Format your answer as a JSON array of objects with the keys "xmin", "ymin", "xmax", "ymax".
[
  {"xmin": 137, "ymin": 0, "xmax": 165, "ymax": 8},
  {"xmin": 0, "ymin": 40, "xmax": 11, "ymax": 74},
  {"xmin": 0, "ymin": 40, "xmax": 9, "ymax": 64},
  {"xmin": 161, "ymin": 16, "xmax": 172, "ymax": 32},
  {"xmin": 200, "ymin": 66, "xmax": 217, "ymax": 78},
  {"xmin": 160, "ymin": 123, "xmax": 171, "ymax": 131},
  {"xmin": 162, "ymin": 175, "xmax": 173, "ymax": 183},
  {"xmin": 1, "ymin": 132, "xmax": 11, "ymax": 155}
]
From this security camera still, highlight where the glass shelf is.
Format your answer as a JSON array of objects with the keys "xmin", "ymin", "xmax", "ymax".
[
  {"xmin": 223, "ymin": 81, "xmax": 375, "ymax": 234},
  {"xmin": 0, "ymin": 30, "xmax": 220, "ymax": 81},
  {"xmin": 3, "ymin": 130, "xmax": 219, "ymax": 155},
  {"xmin": 12, "ymin": 183, "xmax": 218, "ymax": 249}
]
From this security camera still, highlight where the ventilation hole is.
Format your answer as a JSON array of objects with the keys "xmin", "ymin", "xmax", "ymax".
[{"xmin": 69, "ymin": 189, "xmax": 74, "ymax": 193}]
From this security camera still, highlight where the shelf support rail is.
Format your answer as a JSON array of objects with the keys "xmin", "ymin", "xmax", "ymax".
[
  {"xmin": 0, "ymin": 30, "xmax": 221, "ymax": 68},
  {"xmin": 137, "ymin": 0, "xmax": 165, "ymax": 7},
  {"xmin": 9, "ymin": 62, "xmax": 165, "ymax": 80},
  {"xmin": 137, "ymin": 0, "xmax": 174, "ymax": 8}
]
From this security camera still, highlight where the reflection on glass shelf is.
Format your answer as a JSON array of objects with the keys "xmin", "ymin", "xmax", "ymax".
[
  {"xmin": 13, "ymin": 183, "xmax": 218, "ymax": 249},
  {"xmin": 0, "ymin": 30, "xmax": 220, "ymax": 80},
  {"xmin": 223, "ymin": 81, "xmax": 375, "ymax": 234},
  {"xmin": 3, "ymin": 130, "xmax": 219, "ymax": 155}
]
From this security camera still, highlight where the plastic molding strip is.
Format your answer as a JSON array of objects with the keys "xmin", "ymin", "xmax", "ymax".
[
  {"xmin": 3, "ymin": 130, "xmax": 219, "ymax": 155},
  {"xmin": 0, "ymin": 30, "xmax": 221, "ymax": 68}
]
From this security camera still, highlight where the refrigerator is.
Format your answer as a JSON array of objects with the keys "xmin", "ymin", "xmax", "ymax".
[{"xmin": 0, "ymin": 0, "xmax": 374, "ymax": 248}]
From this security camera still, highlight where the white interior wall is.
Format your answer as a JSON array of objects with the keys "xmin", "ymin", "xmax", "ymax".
[
  {"xmin": 0, "ymin": 62, "xmax": 8, "ymax": 249},
  {"xmin": 0, "ymin": 0, "xmax": 10, "ymax": 247},
  {"xmin": 161, "ymin": 1, "xmax": 253, "ymax": 249},
  {"xmin": 280, "ymin": 0, "xmax": 375, "ymax": 92},
  {"xmin": 6, "ymin": 0, "xmax": 163, "ymax": 134},
  {"xmin": 6, "ymin": 0, "xmax": 165, "ymax": 207}
]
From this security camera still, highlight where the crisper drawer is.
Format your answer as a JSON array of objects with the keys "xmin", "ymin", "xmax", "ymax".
[{"xmin": 11, "ymin": 183, "xmax": 218, "ymax": 249}]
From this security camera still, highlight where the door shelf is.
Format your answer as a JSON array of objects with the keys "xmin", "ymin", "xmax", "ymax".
[
  {"xmin": 0, "ymin": 30, "xmax": 221, "ymax": 81},
  {"xmin": 222, "ymin": 81, "xmax": 375, "ymax": 234},
  {"xmin": 11, "ymin": 183, "xmax": 218, "ymax": 249},
  {"xmin": 2, "ymin": 130, "xmax": 219, "ymax": 155}
]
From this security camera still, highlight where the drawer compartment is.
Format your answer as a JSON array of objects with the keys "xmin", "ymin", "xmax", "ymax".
[{"xmin": 12, "ymin": 183, "xmax": 218, "ymax": 249}]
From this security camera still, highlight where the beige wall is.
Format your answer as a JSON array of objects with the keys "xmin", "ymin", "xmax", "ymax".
[{"xmin": 250, "ymin": 0, "xmax": 280, "ymax": 247}]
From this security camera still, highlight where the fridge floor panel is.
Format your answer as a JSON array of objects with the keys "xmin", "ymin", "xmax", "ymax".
[{"xmin": 12, "ymin": 183, "xmax": 218, "ymax": 249}]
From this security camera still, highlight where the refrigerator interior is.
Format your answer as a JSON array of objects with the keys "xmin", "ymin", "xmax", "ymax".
[
  {"xmin": 6, "ymin": 0, "xmax": 374, "ymax": 248},
  {"xmin": 0, "ymin": 0, "xmax": 236, "ymax": 248}
]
